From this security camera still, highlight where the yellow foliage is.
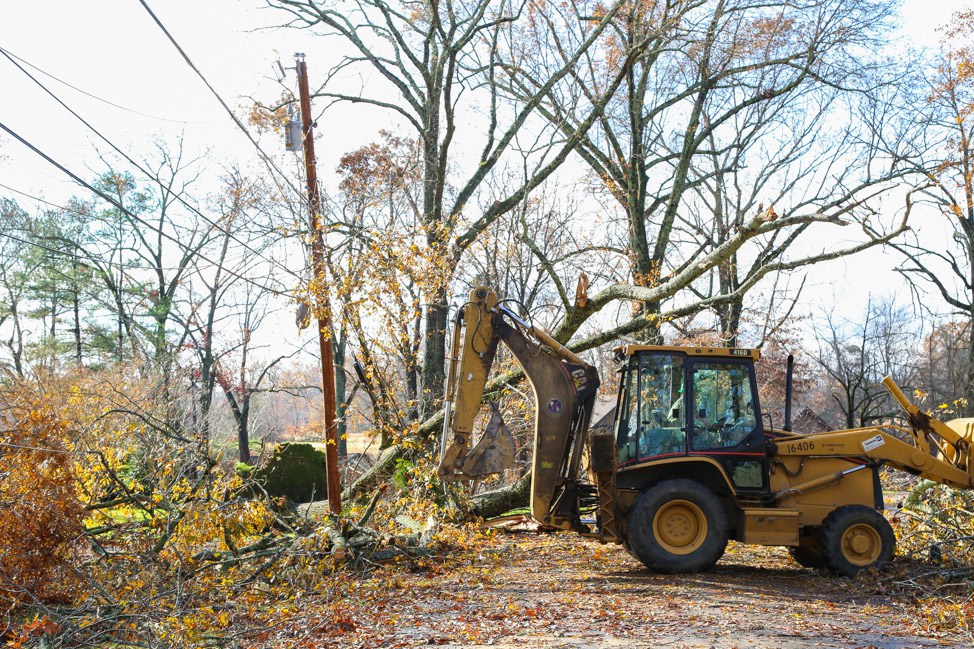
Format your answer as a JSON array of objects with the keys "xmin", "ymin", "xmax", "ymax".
[{"xmin": 0, "ymin": 392, "xmax": 84, "ymax": 613}]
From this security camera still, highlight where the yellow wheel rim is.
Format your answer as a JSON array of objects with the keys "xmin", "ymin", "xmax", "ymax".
[
  {"xmin": 653, "ymin": 499, "xmax": 707, "ymax": 555},
  {"xmin": 841, "ymin": 523, "xmax": 882, "ymax": 566}
]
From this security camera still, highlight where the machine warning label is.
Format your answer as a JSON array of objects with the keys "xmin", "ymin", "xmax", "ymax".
[{"xmin": 861, "ymin": 434, "xmax": 885, "ymax": 452}]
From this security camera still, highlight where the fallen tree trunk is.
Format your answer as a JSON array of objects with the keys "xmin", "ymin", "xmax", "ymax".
[
  {"xmin": 468, "ymin": 471, "xmax": 531, "ymax": 519},
  {"xmin": 340, "ymin": 410, "xmax": 448, "ymax": 502},
  {"xmin": 339, "ymin": 369, "xmax": 531, "ymax": 506},
  {"xmin": 341, "ymin": 444, "xmax": 406, "ymax": 502}
]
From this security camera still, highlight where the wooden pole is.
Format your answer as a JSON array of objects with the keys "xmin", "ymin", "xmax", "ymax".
[{"xmin": 296, "ymin": 53, "xmax": 341, "ymax": 515}]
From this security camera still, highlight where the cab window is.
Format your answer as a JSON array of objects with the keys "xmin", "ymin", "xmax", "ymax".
[
  {"xmin": 616, "ymin": 353, "xmax": 686, "ymax": 464},
  {"xmin": 689, "ymin": 362, "xmax": 757, "ymax": 451}
]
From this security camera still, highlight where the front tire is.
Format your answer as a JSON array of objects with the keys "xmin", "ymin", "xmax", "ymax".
[
  {"xmin": 820, "ymin": 505, "xmax": 895, "ymax": 577},
  {"xmin": 628, "ymin": 479, "xmax": 729, "ymax": 573}
]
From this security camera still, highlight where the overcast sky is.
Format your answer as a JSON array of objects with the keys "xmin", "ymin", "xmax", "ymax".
[
  {"xmin": 0, "ymin": 0, "xmax": 346, "ymax": 202},
  {"xmin": 0, "ymin": 0, "xmax": 970, "ymax": 338},
  {"xmin": 0, "ymin": 0, "xmax": 965, "ymax": 198}
]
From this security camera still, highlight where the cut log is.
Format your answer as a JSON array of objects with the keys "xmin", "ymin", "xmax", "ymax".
[
  {"xmin": 324, "ymin": 524, "xmax": 349, "ymax": 561},
  {"xmin": 468, "ymin": 471, "xmax": 531, "ymax": 519}
]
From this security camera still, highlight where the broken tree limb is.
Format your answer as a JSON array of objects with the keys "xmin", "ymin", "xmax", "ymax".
[
  {"xmin": 341, "ymin": 444, "xmax": 406, "ymax": 502},
  {"xmin": 354, "ymin": 487, "xmax": 385, "ymax": 529},
  {"xmin": 468, "ymin": 471, "xmax": 531, "ymax": 520}
]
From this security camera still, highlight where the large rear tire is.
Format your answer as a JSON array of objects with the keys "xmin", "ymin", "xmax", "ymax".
[
  {"xmin": 628, "ymin": 479, "xmax": 729, "ymax": 573},
  {"xmin": 820, "ymin": 505, "xmax": 895, "ymax": 577}
]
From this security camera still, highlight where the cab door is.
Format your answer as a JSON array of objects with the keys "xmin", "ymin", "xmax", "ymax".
[
  {"xmin": 615, "ymin": 352, "xmax": 687, "ymax": 467},
  {"xmin": 686, "ymin": 359, "xmax": 769, "ymax": 493}
]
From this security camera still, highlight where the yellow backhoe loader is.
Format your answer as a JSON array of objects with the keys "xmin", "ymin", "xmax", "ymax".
[{"xmin": 437, "ymin": 287, "xmax": 974, "ymax": 576}]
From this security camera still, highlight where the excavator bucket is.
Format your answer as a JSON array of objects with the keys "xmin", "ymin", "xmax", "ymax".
[{"xmin": 461, "ymin": 402, "xmax": 517, "ymax": 478}]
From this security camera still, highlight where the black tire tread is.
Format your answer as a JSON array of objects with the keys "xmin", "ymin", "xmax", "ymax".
[
  {"xmin": 820, "ymin": 505, "xmax": 895, "ymax": 577},
  {"xmin": 628, "ymin": 478, "xmax": 729, "ymax": 574}
]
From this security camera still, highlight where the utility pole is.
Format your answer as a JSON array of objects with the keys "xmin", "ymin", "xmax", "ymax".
[{"xmin": 295, "ymin": 53, "xmax": 341, "ymax": 515}]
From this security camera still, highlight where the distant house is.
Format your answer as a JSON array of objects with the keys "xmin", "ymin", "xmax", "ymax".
[{"xmin": 791, "ymin": 408, "xmax": 832, "ymax": 434}]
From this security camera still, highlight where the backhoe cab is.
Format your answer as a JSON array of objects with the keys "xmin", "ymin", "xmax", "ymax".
[{"xmin": 438, "ymin": 286, "xmax": 974, "ymax": 576}]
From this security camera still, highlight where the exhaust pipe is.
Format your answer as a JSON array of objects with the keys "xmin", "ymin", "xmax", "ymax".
[{"xmin": 784, "ymin": 354, "xmax": 794, "ymax": 432}]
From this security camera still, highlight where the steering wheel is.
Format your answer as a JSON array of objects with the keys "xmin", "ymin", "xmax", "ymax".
[{"xmin": 707, "ymin": 414, "xmax": 729, "ymax": 432}]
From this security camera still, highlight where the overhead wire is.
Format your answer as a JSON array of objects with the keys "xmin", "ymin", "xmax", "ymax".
[
  {"xmin": 0, "ymin": 227, "xmax": 225, "ymax": 277},
  {"xmin": 2, "ymin": 4, "xmax": 331, "ymax": 301},
  {"xmin": 0, "ymin": 45, "xmax": 202, "ymax": 125},
  {"xmin": 0, "ymin": 120, "xmax": 292, "ymax": 298},
  {"xmin": 133, "ymin": 0, "xmax": 341, "ymax": 303},
  {"xmin": 0, "ymin": 229, "xmax": 88, "ymax": 263},
  {"xmin": 0, "ymin": 45, "xmax": 305, "ymax": 285},
  {"xmin": 0, "ymin": 181, "xmax": 77, "ymax": 210},
  {"xmin": 134, "ymin": 0, "xmax": 307, "ymax": 205},
  {"xmin": 0, "ymin": 182, "xmax": 262, "ymax": 272},
  {"xmin": 0, "ymin": 232, "xmax": 262, "ymax": 275}
]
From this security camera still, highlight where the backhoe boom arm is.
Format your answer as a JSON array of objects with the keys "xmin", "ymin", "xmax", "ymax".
[{"xmin": 437, "ymin": 287, "xmax": 600, "ymax": 528}]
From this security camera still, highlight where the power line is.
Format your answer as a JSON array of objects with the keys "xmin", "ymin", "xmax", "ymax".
[
  {"xmin": 0, "ymin": 45, "xmax": 304, "ymax": 284},
  {"xmin": 1, "ymin": 182, "xmax": 291, "ymax": 276},
  {"xmin": 0, "ymin": 186, "xmax": 275, "ymax": 273},
  {"xmin": 0, "ymin": 229, "xmax": 84, "ymax": 262},
  {"xmin": 135, "ymin": 0, "xmax": 305, "ymax": 204},
  {"xmin": 0, "ymin": 181, "xmax": 78, "ymax": 211},
  {"xmin": 0, "ymin": 119, "xmax": 293, "ymax": 298},
  {"xmin": 0, "ymin": 45, "xmax": 203, "ymax": 125},
  {"xmin": 0, "ymin": 228, "xmax": 248, "ymax": 274}
]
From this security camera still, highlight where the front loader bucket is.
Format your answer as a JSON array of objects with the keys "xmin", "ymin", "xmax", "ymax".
[
  {"xmin": 884, "ymin": 377, "xmax": 974, "ymax": 484},
  {"xmin": 461, "ymin": 402, "xmax": 516, "ymax": 478},
  {"xmin": 945, "ymin": 418, "xmax": 974, "ymax": 444}
]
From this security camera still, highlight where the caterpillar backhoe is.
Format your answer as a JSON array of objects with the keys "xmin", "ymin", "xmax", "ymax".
[{"xmin": 437, "ymin": 287, "xmax": 974, "ymax": 576}]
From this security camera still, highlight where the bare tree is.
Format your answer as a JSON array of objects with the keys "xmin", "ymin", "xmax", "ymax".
[
  {"xmin": 269, "ymin": 0, "xmax": 643, "ymax": 416},
  {"xmin": 464, "ymin": 175, "xmax": 592, "ymax": 321},
  {"xmin": 889, "ymin": 11, "xmax": 974, "ymax": 414},
  {"xmin": 812, "ymin": 295, "xmax": 920, "ymax": 429},
  {"xmin": 500, "ymin": 0, "xmax": 913, "ymax": 347},
  {"xmin": 914, "ymin": 320, "xmax": 971, "ymax": 414},
  {"xmin": 682, "ymin": 77, "xmax": 914, "ymax": 345},
  {"xmin": 176, "ymin": 169, "xmax": 294, "ymax": 462}
]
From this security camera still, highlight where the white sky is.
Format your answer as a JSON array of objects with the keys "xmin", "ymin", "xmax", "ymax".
[
  {"xmin": 0, "ymin": 0, "xmax": 965, "ymax": 195},
  {"xmin": 0, "ymin": 0, "xmax": 970, "ymax": 343},
  {"xmin": 0, "ymin": 0, "xmax": 371, "ymax": 202}
]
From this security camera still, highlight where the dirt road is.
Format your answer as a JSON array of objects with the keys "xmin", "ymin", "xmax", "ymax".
[{"xmin": 290, "ymin": 531, "xmax": 971, "ymax": 649}]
